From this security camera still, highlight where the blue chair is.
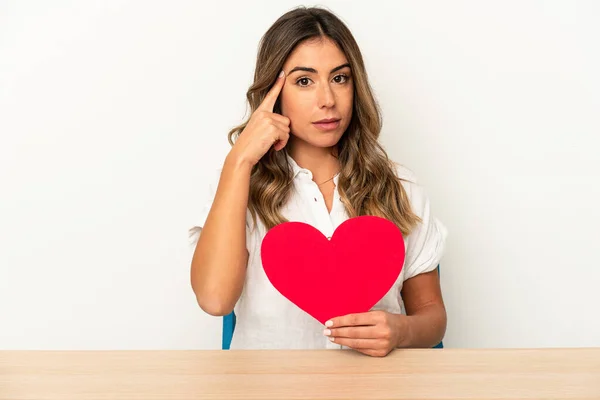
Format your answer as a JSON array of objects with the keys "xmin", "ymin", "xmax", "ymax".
[
  {"xmin": 222, "ymin": 265, "xmax": 444, "ymax": 349},
  {"xmin": 222, "ymin": 309, "xmax": 236, "ymax": 350}
]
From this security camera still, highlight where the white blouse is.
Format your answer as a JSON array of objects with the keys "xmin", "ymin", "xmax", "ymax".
[{"xmin": 189, "ymin": 153, "xmax": 448, "ymax": 350}]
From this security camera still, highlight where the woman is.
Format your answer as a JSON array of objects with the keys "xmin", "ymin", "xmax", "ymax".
[{"xmin": 189, "ymin": 6, "xmax": 448, "ymax": 357}]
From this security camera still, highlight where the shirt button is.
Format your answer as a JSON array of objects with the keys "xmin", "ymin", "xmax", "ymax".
[{"xmin": 314, "ymin": 198, "xmax": 317, "ymax": 202}]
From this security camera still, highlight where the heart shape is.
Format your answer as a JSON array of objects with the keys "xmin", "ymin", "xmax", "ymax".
[{"xmin": 261, "ymin": 216, "xmax": 405, "ymax": 325}]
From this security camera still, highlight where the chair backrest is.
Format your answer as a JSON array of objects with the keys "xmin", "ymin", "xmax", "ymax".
[
  {"xmin": 222, "ymin": 311, "xmax": 236, "ymax": 350},
  {"xmin": 222, "ymin": 265, "xmax": 443, "ymax": 349}
]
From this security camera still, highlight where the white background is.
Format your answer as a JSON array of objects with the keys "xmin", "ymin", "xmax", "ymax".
[{"xmin": 1, "ymin": 1, "xmax": 599, "ymax": 350}]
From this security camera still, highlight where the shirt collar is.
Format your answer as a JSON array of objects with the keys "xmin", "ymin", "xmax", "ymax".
[
  {"xmin": 285, "ymin": 152, "xmax": 340, "ymax": 185},
  {"xmin": 286, "ymin": 152, "xmax": 309, "ymax": 179}
]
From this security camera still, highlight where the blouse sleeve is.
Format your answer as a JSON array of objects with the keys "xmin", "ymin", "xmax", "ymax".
[
  {"xmin": 188, "ymin": 167, "xmax": 222, "ymax": 246},
  {"xmin": 188, "ymin": 166, "xmax": 255, "ymax": 252},
  {"xmin": 397, "ymin": 165, "xmax": 448, "ymax": 280}
]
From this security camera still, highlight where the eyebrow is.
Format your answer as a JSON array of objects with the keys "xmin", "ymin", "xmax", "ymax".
[{"xmin": 288, "ymin": 63, "xmax": 351, "ymax": 75}]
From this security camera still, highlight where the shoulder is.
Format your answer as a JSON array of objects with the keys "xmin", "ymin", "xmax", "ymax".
[
  {"xmin": 390, "ymin": 161, "xmax": 449, "ymax": 278},
  {"xmin": 389, "ymin": 161, "xmax": 440, "ymax": 238},
  {"xmin": 390, "ymin": 161, "xmax": 427, "ymax": 210},
  {"xmin": 391, "ymin": 161, "xmax": 419, "ymax": 185}
]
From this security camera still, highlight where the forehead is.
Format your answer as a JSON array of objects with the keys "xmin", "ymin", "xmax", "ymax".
[{"xmin": 283, "ymin": 37, "xmax": 348, "ymax": 70}]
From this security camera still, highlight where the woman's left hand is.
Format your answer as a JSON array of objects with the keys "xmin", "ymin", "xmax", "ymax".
[{"xmin": 323, "ymin": 310, "xmax": 408, "ymax": 357}]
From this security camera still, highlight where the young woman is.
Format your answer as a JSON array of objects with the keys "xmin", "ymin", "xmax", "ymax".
[{"xmin": 189, "ymin": 6, "xmax": 448, "ymax": 357}]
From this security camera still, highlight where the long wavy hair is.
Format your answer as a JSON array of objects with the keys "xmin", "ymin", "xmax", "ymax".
[{"xmin": 227, "ymin": 6, "xmax": 421, "ymax": 236}]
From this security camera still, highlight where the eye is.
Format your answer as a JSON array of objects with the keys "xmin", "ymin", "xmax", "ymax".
[
  {"xmin": 296, "ymin": 77, "xmax": 312, "ymax": 87},
  {"xmin": 333, "ymin": 74, "xmax": 349, "ymax": 84},
  {"xmin": 295, "ymin": 74, "xmax": 350, "ymax": 87}
]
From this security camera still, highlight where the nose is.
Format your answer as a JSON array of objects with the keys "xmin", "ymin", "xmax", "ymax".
[{"xmin": 317, "ymin": 82, "xmax": 335, "ymax": 108}]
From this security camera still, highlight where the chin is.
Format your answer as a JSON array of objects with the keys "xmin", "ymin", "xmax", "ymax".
[
  {"xmin": 291, "ymin": 128, "xmax": 344, "ymax": 148},
  {"xmin": 309, "ymin": 136, "xmax": 342, "ymax": 148}
]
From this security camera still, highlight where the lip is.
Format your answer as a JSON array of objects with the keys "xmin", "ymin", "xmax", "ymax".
[
  {"xmin": 312, "ymin": 118, "xmax": 341, "ymax": 131},
  {"xmin": 312, "ymin": 120, "xmax": 340, "ymax": 131},
  {"xmin": 314, "ymin": 118, "xmax": 340, "ymax": 123}
]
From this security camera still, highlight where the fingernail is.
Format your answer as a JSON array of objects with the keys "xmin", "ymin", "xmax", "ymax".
[
  {"xmin": 279, "ymin": 70, "xmax": 285, "ymax": 78},
  {"xmin": 329, "ymin": 337, "xmax": 335, "ymax": 342},
  {"xmin": 323, "ymin": 329, "xmax": 331, "ymax": 336},
  {"xmin": 325, "ymin": 320, "xmax": 333, "ymax": 327}
]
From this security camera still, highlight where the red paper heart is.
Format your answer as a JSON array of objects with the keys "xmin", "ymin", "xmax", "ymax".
[{"xmin": 261, "ymin": 216, "xmax": 405, "ymax": 325}]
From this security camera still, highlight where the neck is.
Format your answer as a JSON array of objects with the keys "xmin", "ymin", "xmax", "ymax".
[{"xmin": 287, "ymin": 140, "xmax": 340, "ymax": 184}]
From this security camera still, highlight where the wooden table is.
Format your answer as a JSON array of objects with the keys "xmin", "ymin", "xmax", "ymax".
[{"xmin": 1, "ymin": 348, "xmax": 599, "ymax": 399}]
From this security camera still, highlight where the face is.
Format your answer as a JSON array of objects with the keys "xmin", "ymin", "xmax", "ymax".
[{"xmin": 280, "ymin": 37, "xmax": 354, "ymax": 150}]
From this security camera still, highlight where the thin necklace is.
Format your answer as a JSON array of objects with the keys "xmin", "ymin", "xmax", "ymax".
[{"xmin": 317, "ymin": 172, "xmax": 338, "ymax": 186}]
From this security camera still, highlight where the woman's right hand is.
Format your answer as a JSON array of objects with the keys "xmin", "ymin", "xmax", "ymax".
[{"xmin": 229, "ymin": 70, "xmax": 291, "ymax": 167}]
